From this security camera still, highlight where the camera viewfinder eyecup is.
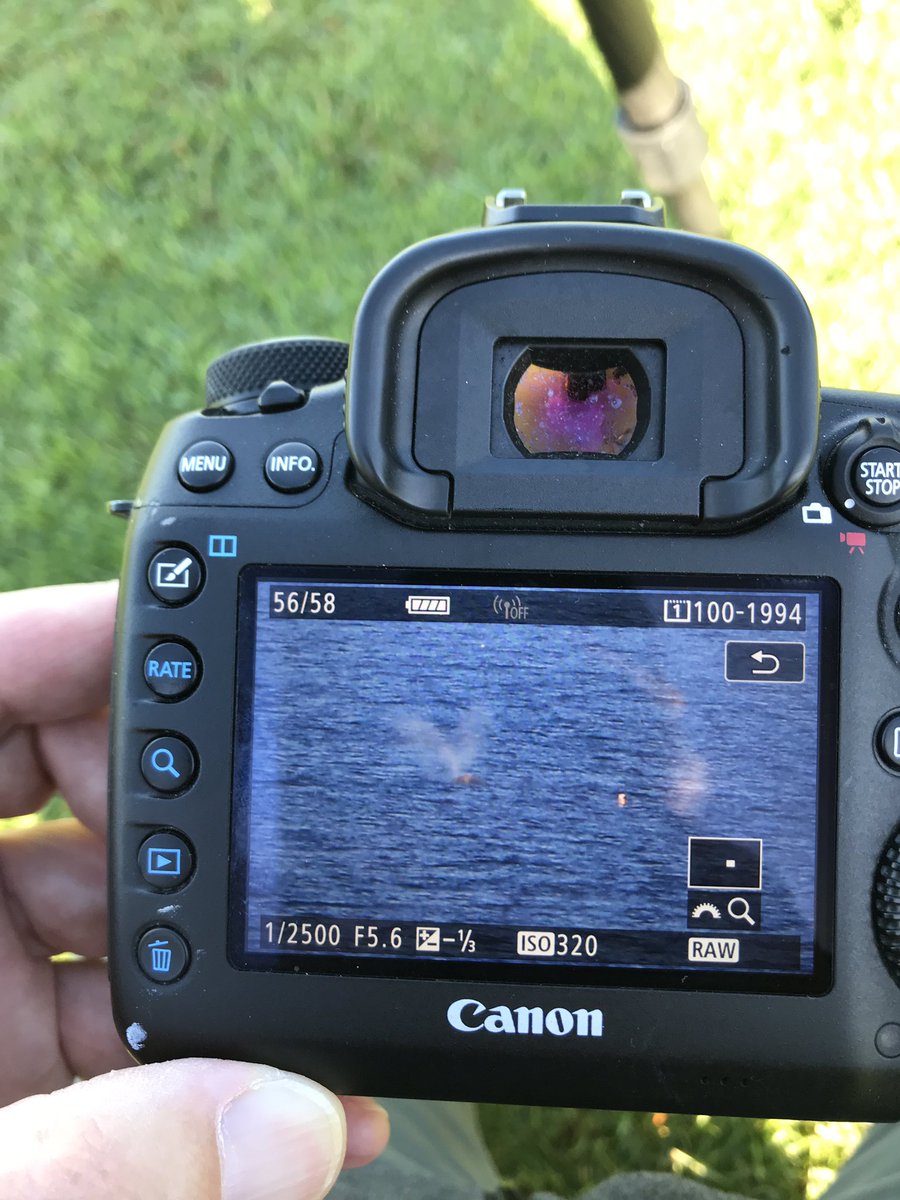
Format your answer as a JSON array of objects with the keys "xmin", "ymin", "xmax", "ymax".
[{"xmin": 345, "ymin": 205, "xmax": 818, "ymax": 532}]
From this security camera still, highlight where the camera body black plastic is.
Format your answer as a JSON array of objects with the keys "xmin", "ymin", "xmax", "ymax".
[{"xmin": 109, "ymin": 200, "xmax": 900, "ymax": 1119}]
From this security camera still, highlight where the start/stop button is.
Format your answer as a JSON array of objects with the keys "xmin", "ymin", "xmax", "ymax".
[
  {"xmin": 827, "ymin": 418, "xmax": 900, "ymax": 528},
  {"xmin": 853, "ymin": 447, "xmax": 900, "ymax": 506}
]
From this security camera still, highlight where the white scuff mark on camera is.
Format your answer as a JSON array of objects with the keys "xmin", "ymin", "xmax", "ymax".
[
  {"xmin": 126, "ymin": 1022, "xmax": 148, "ymax": 1051},
  {"xmin": 157, "ymin": 904, "xmax": 180, "ymax": 915}
]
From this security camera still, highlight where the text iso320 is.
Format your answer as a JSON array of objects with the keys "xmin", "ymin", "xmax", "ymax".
[{"xmin": 517, "ymin": 930, "xmax": 601, "ymax": 958}]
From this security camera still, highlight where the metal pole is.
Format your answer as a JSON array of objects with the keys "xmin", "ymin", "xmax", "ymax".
[{"xmin": 578, "ymin": 0, "xmax": 723, "ymax": 237}]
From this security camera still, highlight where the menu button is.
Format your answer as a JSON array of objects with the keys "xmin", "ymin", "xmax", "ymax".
[{"xmin": 177, "ymin": 440, "xmax": 234, "ymax": 492}]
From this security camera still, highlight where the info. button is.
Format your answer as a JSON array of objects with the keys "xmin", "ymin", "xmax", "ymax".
[
  {"xmin": 264, "ymin": 442, "xmax": 321, "ymax": 493},
  {"xmin": 724, "ymin": 640, "xmax": 805, "ymax": 684}
]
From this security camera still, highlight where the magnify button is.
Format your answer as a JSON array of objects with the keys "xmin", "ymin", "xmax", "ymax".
[
  {"xmin": 727, "ymin": 896, "xmax": 757, "ymax": 926},
  {"xmin": 141, "ymin": 736, "xmax": 196, "ymax": 793}
]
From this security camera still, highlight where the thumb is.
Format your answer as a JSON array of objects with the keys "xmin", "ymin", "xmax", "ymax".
[{"xmin": 0, "ymin": 1058, "xmax": 375, "ymax": 1200}]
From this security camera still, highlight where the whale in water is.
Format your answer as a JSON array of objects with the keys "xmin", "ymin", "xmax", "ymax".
[{"xmin": 397, "ymin": 708, "xmax": 487, "ymax": 786}]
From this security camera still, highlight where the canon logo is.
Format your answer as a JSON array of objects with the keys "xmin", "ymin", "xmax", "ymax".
[{"xmin": 447, "ymin": 998, "xmax": 604, "ymax": 1038}]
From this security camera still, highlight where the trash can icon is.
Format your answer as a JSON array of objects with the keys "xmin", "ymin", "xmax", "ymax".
[{"xmin": 148, "ymin": 939, "xmax": 173, "ymax": 974}]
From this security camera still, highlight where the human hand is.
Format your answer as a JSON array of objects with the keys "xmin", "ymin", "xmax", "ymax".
[{"xmin": 0, "ymin": 581, "xmax": 389, "ymax": 1197}]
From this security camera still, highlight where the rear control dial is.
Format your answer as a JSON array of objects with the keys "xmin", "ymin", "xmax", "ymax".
[{"xmin": 874, "ymin": 827, "xmax": 900, "ymax": 988}]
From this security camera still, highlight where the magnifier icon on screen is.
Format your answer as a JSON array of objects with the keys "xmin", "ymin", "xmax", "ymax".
[
  {"xmin": 150, "ymin": 748, "xmax": 181, "ymax": 779},
  {"xmin": 728, "ymin": 897, "xmax": 756, "ymax": 926}
]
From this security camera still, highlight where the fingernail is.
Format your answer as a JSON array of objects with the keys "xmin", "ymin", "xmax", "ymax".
[
  {"xmin": 218, "ymin": 1079, "xmax": 346, "ymax": 1200},
  {"xmin": 343, "ymin": 1097, "xmax": 391, "ymax": 1165}
]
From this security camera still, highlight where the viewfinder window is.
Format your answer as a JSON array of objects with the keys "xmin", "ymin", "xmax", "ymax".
[{"xmin": 505, "ymin": 346, "xmax": 650, "ymax": 458}]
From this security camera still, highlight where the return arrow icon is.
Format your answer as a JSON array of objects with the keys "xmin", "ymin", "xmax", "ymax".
[
  {"xmin": 724, "ymin": 641, "xmax": 805, "ymax": 685},
  {"xmin": 750, "ymin": 650, "xmax": 780, "ymax": 675}
]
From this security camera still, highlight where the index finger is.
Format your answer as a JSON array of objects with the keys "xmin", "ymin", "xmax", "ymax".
[{"xmin": 0, "ymin": 581, "xmax": 118, "ymax": 733}]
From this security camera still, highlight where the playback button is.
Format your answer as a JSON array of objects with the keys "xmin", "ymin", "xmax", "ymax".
[{"xmin": 138, "ymin": 831, "xmax": 194, "ymax": 890}]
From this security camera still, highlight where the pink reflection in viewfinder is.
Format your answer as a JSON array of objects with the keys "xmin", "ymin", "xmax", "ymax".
[{"xmin": 512, "ymin": 363, "xmax": 639, "ymax": 456}]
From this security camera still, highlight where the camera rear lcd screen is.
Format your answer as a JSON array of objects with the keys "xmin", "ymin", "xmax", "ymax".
[{"xmin": 230, "ymin": 573, "xmax": 837, "ymax": 993}]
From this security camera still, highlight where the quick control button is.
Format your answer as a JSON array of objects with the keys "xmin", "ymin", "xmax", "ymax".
[
  {"xmin": 143, "ymin": 642, "xmax": 200, "ymax": 699},
  {"xmin": 138, "ymin": 831, "xmax": 194, "ymax": 889},
  {"xmin": 853, "ymin": 447, "xmax": 900, "ymax": 507},
  {"xmin": 140, "ymin": 735, "xmax": 196, "ymax": 793},
  {"xmin": 137, "ymin": 927, "xmax": 190, "ymax": 983},
  {"xmin": 264, "ymin": 442, "xmax": 321, "ymax": 493},
  {"xmin": 877, "ymin": 713, "xmax": 900, "ymax": 772},
  {"xmin": 148, "ymin": 547, "xmax": 203, "ymax": 605},
  {"xmin": 177, "ymin": 440, "xmax": 234, "ymax": 492}
]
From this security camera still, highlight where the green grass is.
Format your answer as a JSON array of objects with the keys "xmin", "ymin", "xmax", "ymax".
[
  {"xmin": 0, "ymin": 0, "xmax": 636, "ymax": 590},
  {"xmin": 2, "ymin": 0, "xmax": 896, "ymax": 1194},
  {"xmin": 481, "ymin": 1108, "xmax": 866, "ymax": 1199}
]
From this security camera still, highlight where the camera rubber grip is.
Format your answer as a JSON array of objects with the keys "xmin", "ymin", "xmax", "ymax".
[{"xmin": 205, "ymin": 337, "xmax": 349, "ymax": 408}]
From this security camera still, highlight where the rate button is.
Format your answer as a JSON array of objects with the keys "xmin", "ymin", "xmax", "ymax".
[{"xmin": 144, "ymin": 642, "xmax": 200, "ymax": 699}]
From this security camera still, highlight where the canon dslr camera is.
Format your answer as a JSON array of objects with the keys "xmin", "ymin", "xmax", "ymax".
[{"xmin": 110, "ymin": 192, "xmax": 900, "ymax": 1119}]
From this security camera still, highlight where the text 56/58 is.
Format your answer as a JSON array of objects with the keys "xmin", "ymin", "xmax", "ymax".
[{"xmin": 270, "ymin": 589, "xmax": 336, "ymax": 617}]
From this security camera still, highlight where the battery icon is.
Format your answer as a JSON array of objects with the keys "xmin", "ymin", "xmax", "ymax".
[{"xmin": 405, "ymin": 595, "xmax": 451, "ymax": 616}]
